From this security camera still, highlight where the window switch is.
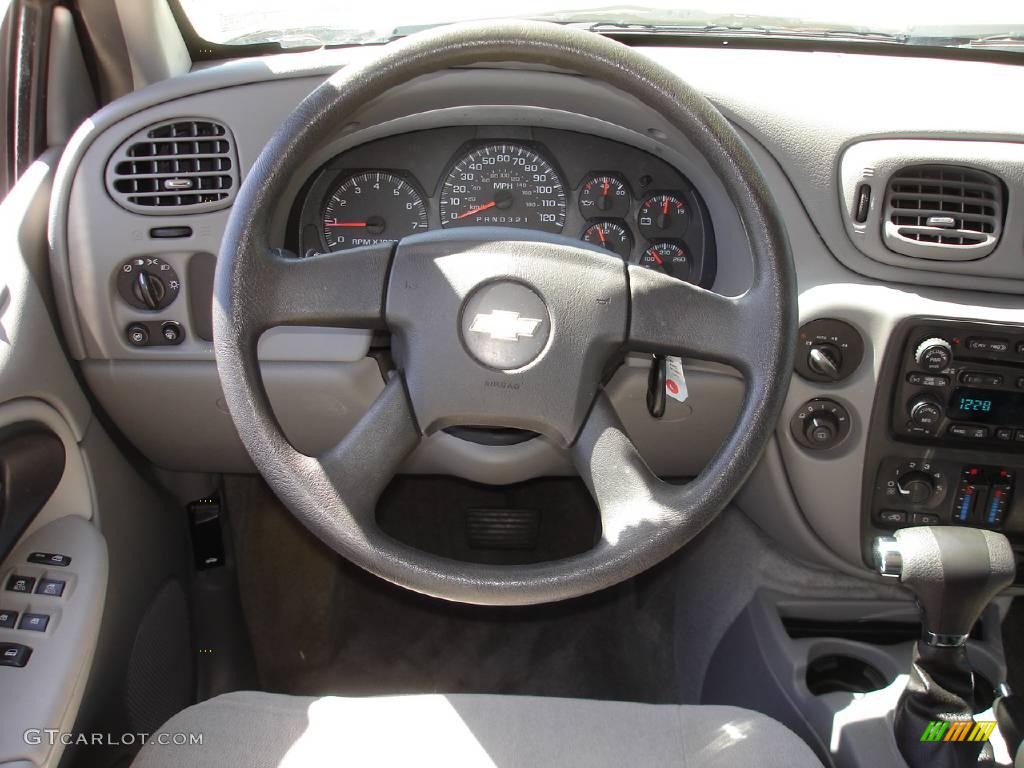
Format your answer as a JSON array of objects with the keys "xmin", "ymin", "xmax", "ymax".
[
  {"xmin": 17, "ymin": 613, "xmax": 49, "ymax": 632},
  {"xmin": 28, "ymin": 552, "xmax": 71, "ymax": 567},
  {"xmin": 0, "ymin": 642, "xmax": 32, "ymax": 667},
  {"xmin": 0, "ymin": 609, "xmax": 17, "ymax": 629},
  {"xmin": 6, "ymin": 575, "xmax": 35, "ymax": 594},
  {"xmin": 35, "ymin": 579, "xmax": 65, "ymax": 597}
]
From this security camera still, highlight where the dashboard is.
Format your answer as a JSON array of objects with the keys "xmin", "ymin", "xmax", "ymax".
[
  {"xmin": 47, "ymin": 44, "xmax": 1024, "ymax": 582},
  {"xmin": 292, "ymin": 126, "xmax": 715, "ymax": 286}
]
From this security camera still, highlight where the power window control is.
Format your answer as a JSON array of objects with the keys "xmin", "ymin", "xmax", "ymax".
[
  {"xmin": 35, "ymin": 579, "xmax": 65, "ymax": 597},
  {"xmin": 0, "ymin": 609, "xmax": 17, "ymax": 628},
  {"xmin": 28, "ymin": 552, "xmax": 71, "ymax": 567},
  {"xmin": 6, "ymin": 575, "xmax": 35, "ymax": 594},
  {"xmin": 0, "ymin": 642, "xmax": 32, "ymax": 667},
  {"xmin": 17, "ymin": 613, "xmax": 49, "ymax": 632}
]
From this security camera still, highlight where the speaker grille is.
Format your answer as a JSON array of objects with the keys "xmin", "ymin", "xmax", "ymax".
[{"xmin": 125, "ymin": 580, "xmax": 193, "ymax": 733}]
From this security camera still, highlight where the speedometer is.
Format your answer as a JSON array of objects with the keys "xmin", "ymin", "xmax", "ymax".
[{"xmin": 440, "ymin": 144, "xmax": 566, "ymax": 233}]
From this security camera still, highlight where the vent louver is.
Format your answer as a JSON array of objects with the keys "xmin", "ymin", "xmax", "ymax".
[
  {"xmin": 106, "ymin": 119, "xmax": 238, "ymax": 214},
  {"xmin": 883, "ymin": 165, "xmax": 1003, "ymax": 260}
]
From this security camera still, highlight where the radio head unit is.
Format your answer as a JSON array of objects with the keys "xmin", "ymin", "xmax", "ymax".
[{"xmin": 892, "ymin": 321, "xmax": 1024, "ymax": 449}]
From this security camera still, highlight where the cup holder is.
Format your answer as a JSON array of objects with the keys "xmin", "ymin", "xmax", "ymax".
[{"xmin": 806, "ymin": 654, "xmax": 893, "ymax": 695}]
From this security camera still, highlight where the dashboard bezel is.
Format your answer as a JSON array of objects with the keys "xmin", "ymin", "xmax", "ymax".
[{"xmin": 292, "ymin": 125, "xmax": 718, "ymax": 288}]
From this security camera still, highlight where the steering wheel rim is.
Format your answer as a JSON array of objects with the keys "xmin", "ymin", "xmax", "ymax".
[{"xmin": 214, "ymin": 20, "xmax": 796, "ymax": 606}]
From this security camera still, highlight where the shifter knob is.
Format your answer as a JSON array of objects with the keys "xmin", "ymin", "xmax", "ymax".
[{"xmin": 874, "ymin": 527, "xmax": 1015, "ymax": 646}]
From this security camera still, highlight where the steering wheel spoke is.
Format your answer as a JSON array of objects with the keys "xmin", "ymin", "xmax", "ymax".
[
  {"xmin": 251, "ymin": 242, "xmax": 393, "ymax": 330},
  {"xmin": 626, "ymin": 265, "xmax": 758, "ymax": 373},
  {"xmin": 316, "ymin": 374, "xmax": 421, "ymax": 524}
]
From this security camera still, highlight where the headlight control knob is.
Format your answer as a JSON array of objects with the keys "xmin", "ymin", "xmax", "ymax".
[{"xmin": 117, "ymin": 257, "xmax": 180, "ymax": 311}]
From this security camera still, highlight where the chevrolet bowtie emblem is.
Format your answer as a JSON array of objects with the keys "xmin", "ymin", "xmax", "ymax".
[{"xmin": 468, "ymin": 310, "xmax": 543, "ymax": 342}]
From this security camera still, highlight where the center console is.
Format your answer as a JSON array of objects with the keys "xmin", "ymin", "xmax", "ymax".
[{"xmin": 862, "ymin": 318, "xmax": 1024, "ymax": 570}]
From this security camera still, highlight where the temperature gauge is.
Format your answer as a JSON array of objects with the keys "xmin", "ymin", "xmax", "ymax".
[
  {"xmin": 579, "ymin": 174, "xmax": 630, "ymax": 218},
  {"xmin": 638, "ymin": 193, "xmax": 688, "ymax": 239},
  {"xmin": 582, "ymin": 221, "xmax": 633, "ymax": 260},
  {"xmin": 639, "ymin": 242, "xmax": 691, "ymax": 281}
]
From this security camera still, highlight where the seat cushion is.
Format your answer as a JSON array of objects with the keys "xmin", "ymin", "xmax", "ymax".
[{"xmin": 132, "ymin": 691, "xmax": 822, "ymax": 767}]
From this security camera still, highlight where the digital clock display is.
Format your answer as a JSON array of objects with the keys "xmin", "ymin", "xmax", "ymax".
[
  {"xmin": 957, "ymin": 396, "xmax": 993, "ymax": 413},
  {"xmin": 948, "ymin": 387, "xmax": 1024, "ymax": 425}
]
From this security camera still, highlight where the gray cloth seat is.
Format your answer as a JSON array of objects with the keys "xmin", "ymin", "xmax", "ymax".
[{"xmin": 132, "ymin": 691, "xmax": 823, "ymax": 767}]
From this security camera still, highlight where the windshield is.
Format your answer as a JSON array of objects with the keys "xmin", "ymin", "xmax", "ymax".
[{"xmin": 176, "ymin": 0, "xmax": 1024, "ymax": 51}]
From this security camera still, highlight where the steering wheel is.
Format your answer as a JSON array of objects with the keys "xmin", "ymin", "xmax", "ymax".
[{"xmin": 214, "ymin": 20, "xmax": 796, "ymax": 606}]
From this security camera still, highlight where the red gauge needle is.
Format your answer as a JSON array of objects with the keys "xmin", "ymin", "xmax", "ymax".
[
  {"xmin": 602, "ymin": 180, "xmax": 610, "ymax": 197},
  {"xmin": 456, "ymin": 201, "xmax": 497, "ymax": 220},
  {"xmin": 596, "ymin": 226, "xmax": 607, "ymax": 245},
  {"xmin": 650, "ymin": 251, "xmax": 664, "ymax": 265},
  {"xmin": 325, "ymin": 221, "xmax": 368, "ymax": 228},
  {"xmin": 661, "ymin": 197, "xmax": 670, "ymax": 215}
]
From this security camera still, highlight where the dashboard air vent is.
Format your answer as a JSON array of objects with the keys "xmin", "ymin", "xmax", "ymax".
[
  {"xmin": 883, "ymin": 165, "xmax": 1003, "ymax": 260},
  {"xmin": 106, "ymin": 119, "xmax": 238, "ymax": 214}
]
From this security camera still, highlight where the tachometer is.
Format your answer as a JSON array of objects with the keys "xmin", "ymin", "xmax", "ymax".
[
  {"xmin": 322, "ymin": 172, "xmax": 428, "ymax": 251},
  {"xmin": 440, "ymin": 144, "xmax": 566, "ymax": 232}
]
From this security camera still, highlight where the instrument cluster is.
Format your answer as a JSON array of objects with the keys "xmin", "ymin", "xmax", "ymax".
[{"xmin": 295, "ymin": 127, "xmax": 716, "ymax": 286}]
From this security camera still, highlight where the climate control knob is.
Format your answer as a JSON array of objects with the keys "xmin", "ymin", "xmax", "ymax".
[
  {"xmin": 915, "ymin": 337, "xmax": 952, "ymax": 371},
  {"xmin": 897, "ymin": 470, "xmax": 934, "ymax": 505},
  {"xmin": 908, "ymin": 395, "xmax": 943, "ymax": 430}
]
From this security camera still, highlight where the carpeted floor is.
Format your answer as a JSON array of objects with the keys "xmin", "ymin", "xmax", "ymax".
[{"xmin": 225, "ymin": 475, "xmax": 679, "ymax": 703}]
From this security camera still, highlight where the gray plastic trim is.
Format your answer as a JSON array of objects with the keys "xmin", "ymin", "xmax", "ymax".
[
  {"xmin": 112, "ymin": 0, "xmax": 190, "ymax": 90},
  {"xmin": 45, "ymin": 7, "xmax": 96, "ymax": 148},
  {"xmin": 2, "ymin": 153, "xmax": 93, "ymax": 440}
]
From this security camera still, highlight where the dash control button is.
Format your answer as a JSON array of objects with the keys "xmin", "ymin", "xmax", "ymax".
[
  {"xmin": 127, "ymin": 323, "xmax": 149, "ymax": 347},
  {"xmin": 0, "ymin": 643, "xmax": 31, "ymax": 668},
  {"xmin": 35, "ymin": 579, "xmax": 65, "ymax": 597},
  {"xmin": 0, "ymin": 610, "xmax": 17, "ymax": 629},
  {"xmin": 27, "ymin": 553, "xmax": 71, "ymax": 567},
  {"xmin": 967, "ymin": 338, "xmax": 1010, "ymax": 353},
  {"xmin": 6, "ymin": 575, "xmax": 35, "ymax": 594},
  {"xmin": 17, "ymin": 613, "xmax": 49, "ymax": 632},
  {"xmin": 161, "ymin": 321, "xmax": 183, "ymax": 344}
]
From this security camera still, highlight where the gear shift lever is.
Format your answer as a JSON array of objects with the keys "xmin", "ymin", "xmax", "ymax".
[{"xmin": 874, "ymin": 527, "xmax": 1015, "ymax": 768}]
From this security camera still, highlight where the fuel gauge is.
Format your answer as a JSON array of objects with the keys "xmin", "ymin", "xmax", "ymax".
[{"xmin": 582, "ymin": 221, "xmax": 633, "ymax": 260}]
